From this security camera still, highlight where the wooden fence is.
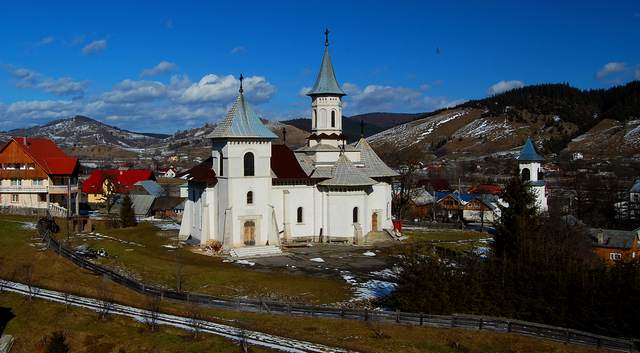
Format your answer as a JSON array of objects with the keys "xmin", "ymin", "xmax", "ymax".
[{"xmin": 36, "ymin": 228, "xmax": 639, "ymax": 353}]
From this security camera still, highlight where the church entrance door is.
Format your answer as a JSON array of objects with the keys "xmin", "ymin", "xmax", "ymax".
[
  {"xmin": 372, "ymin": 212, "xmax": 378, "ymax": 232},
  {"xmin": 243, "ymin": 220, "xmax": 256, "ymax": 246}
]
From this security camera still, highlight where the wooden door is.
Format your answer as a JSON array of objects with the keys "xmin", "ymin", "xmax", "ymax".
[
  {"xmin": 243, "ymin": 221, "xmax": 256, "ymax": 246},
  {"xmin": 372, "ymin": 212, "xmax": 378, "ymax": 232}
]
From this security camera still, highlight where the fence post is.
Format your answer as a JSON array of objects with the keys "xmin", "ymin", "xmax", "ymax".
[
  {"xmin": 340, "ymin": 309, "xmax": 345, "ymax": 319},
  {"xmin": 419, "ymin": 313, "xmax": 423, "ymax": 326},
  {"xmin": 395, "ymin": 309, "xmax": 400, "ymax": 323},
  {"xmin": 287, "ymin": 304, "xmax": 291, "ymax": 315},
  {"xmin": 507, "ymin": 321, "xmax": 512, "ymax": 332},
  {"xmin": 364, "ymin": 309, "xmax": 369, "ymax": 321},
  {"xmin": 451, "ymin": 316, "xmax": 456, "ymax": 328},
  {"xmin": 565, "ymin": 330, "xmax": 570, "ymax": 344},
  {"xmin": 479, "ymin": 318, "xmax": 483, "ymax": 330}
]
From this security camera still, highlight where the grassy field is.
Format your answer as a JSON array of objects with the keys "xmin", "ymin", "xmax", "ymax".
[
  {"xmin": 0, "ymin": 291, "xmax": 276, "ymax": 353},
  {"xmin": 0, "ymin": 216, "xmax": 610, "ymax": 353},
  {"xmin": 401, "ymin": 229, "xmax": 491, "ymax": 253},
  {"xmin": 59, "ymin": 220, "xmax": 350, "ymax": 304}
]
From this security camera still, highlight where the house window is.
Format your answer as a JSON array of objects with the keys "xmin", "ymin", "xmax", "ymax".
[
  {"xmin": 609, "ymin": 253, "xmax": 622, "ymax": 261},
  {"xmin": 297, "ymin": 207, "xmax": 303, "ymax": 223},
  {"xmin": 10, "ymin": 179, "xmax": 21, "ymax": 186},
  {"xmin": 247, "ymin": 191, "xmax": 253, "ymax": 205},
  {"xmin": 244, "ymin": 152, "xmax": 255, "ymax": 176},
  {"xmin": 521, "ymin": 168, "xmax": 530, "ymax": 181},
  {"xmin": 11, "ymin": 194, "xmax": 19, "ymax": 203},
  {"xmin": 33, "ymin": 179, "xmax": 43, "ymax": 186},
  {"xmin": 38, "ymin": 194, "xmax": 46, "ymax": 202},
  {"xmin": 331, "ymin": 111, "xmax": 336, "ymax": 127},
  {"xmin": 353, "ymin": 207, "xmax": 359, "ymax": 223}
]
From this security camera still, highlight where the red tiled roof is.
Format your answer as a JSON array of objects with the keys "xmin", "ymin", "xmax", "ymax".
[
  {"xmin": 467, "ymin": 184, "xmax": 503, "ymax": 195},
  {"xmin": 82, "ymin": 169, "xmax": 155, "ymax": 194},
  {"xmin": 177, "ymin": 158, "xmax": 217, "ymax": 184},
  {"xmin": 271, "ymin": 144, "xmax": 308, "ymax": 179},
  {"xmin": 1, "ymin": 137, "xmax": 79, "ymax": 175}
]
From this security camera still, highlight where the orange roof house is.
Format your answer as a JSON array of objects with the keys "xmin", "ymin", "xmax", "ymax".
[{"xmin": 0, "ymin": 137, "xmax": 80, "ymax": 216}]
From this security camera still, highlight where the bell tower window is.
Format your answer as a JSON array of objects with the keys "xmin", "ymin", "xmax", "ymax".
[
  {"xmin": 247, "ymin": 191, "xmax": 253, "ymax": 205},
  {"xmin": 331, "ymin": 111, "xmax": 336, "ymax": 128},
  {"xmin": 244, "ymin": 152, "xmax": 255, "ymax": 176}
]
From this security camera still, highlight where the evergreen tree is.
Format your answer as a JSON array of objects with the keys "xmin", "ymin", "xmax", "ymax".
[{"xmin": 120, "ymin": 194, "xmax": 137, "ymax": 228}]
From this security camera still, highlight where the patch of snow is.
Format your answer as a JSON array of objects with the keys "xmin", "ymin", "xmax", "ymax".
[
  {"xmin": 310, "ymin": 257, "xmax": 325, "ymax": 263},
  {"xmin": 362, "ymin": 251, "xmax": 376, "ymax": 257},
  {"xmin": 155, "ymin": 222, "xmax": 181, "ymax": 231},
  {"xmin": 236, "ymin": 260, "xmax": 255, "ymax": 266},
  {"xmin": 353, "ymin": 280, "xmax": 397, "ymax": 300},
  {"xmin": 161, "ymin": 244, "xmax": 179, "ymax": 249}
]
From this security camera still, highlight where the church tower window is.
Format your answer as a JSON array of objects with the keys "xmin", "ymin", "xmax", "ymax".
[
  {"xmin": 521, "ymin": 168, "xmax": 530, "ymax": 181},
  {"xmin": 331, "ymin": 111, "xmax": 336, "ymax": 127},
  {"xmin": 247, "ymin": 191, "xmax": 253, "ymax": 205},
  {"xmin": 352, "ymin": 207, "xmax": 359, "ymax": 223},
  {"xmin": 297, "ymin": 207, "xmax": 303, "ymax": 223},
  {"xmin": 244, "ymin": 152, "xmax": 255, "ymax": 176}
]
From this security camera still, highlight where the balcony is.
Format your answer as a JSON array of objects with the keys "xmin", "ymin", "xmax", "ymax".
[
  {"xmin": 47, "ymin": 185, "xmax": 79, "ymax": 194},
  {"xmin": 0, "ymin": 185, "xmax": 79, "ymax": 194},
  {"xmin": 0, "ymin": 185, "xmax": 48, "ymax": 193}
]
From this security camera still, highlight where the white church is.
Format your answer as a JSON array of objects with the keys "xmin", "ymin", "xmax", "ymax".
[{"xmin": 179, "ymin": 33, "xmax": 397, "ymax": 254}]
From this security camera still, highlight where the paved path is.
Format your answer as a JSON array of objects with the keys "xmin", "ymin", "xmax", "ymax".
[{"xmin": 0, "ymin": 281, "xmax": 356, "ymax": 353}]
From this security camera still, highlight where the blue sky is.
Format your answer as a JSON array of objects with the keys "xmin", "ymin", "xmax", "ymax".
[{"xmin": 0, "ymin": 0, "xmax": 639, "ymax": 133}]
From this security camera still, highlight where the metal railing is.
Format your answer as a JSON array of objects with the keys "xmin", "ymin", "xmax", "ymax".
[
  {"xmin": 0, "ymin": 185, "xmax": 48, "ymax": 193},
  {"xmin": 34, "ymin": 227, "xmax": 639, "ymax": 353}
]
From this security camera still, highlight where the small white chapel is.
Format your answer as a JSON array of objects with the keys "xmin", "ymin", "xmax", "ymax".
[{"xmin": 179, "ymin": 32, "xmax": 398, "ymax": 253}]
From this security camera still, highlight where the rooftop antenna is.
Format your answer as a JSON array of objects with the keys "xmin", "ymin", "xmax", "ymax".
[
  {"xmin": 239, "ymin": 73, "xmax": 244, "ymax": 94},
  {"xmin": 325, "ymin": 28, "xmax": 329, "ymax": 47}
]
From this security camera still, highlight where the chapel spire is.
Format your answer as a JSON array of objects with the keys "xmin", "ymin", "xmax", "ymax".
[{"xmin": 307, "ymin": 29, "xmax": 345, "ymax": 97}]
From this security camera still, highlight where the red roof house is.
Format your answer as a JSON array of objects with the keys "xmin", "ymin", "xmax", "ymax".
[
  {"xmin": 467, "ymin": 184, "xmax": 503, "ymax": 195},
  {"xmin": 82, "ymin": 169, "xmax": 156, "ymax": 195}
]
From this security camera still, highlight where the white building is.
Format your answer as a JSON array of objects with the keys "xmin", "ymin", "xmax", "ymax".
[
  {"xmin": 179, "ymin": 35, "xmax": 398, "ymax": 252},
  {"xmin": 517, "ymin": 137, "xmax": 548, "ymax": 212}
]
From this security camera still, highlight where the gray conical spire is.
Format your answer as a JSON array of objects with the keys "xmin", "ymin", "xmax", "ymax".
[{"xmin": 307, "ymin": 31, "xmax": 346, "ymax": 97}]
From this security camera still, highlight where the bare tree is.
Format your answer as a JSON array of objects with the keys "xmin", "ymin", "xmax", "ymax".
[
  {"xmin": 187, "ymin": 301, "xmax": 205, "ymax": 339},
  {"xmin": 238, "ymin": 327, "xmax": 250, "ymax": 353},
  {"xmin": 144, "ymin": 295, "xmax": 162, "ymax": 332},
  {"xmin": 96, "ymin": 282, "xmax": 115, "ymax": 319},
  {"xmin": 16, "ymin": 264, "xmax": 39, "ymax": 301}
]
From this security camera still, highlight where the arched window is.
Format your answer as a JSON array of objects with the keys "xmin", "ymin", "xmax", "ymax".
[
  {"xmin": 521, "ymin": 168, "xmax": 530, "ymax": 181},
  {"xmin": 537, "ymin": 169, "xmax": 544, "ymax": 181},
  {"xmin": 331, "ymin": 111, "xmax": 336, "ymax": 127},
  {"xmin": 313, "ymin": 109, "xmax": 317, "ymax": 128},
  {"xmin": 247, "ymin": 191, "xmax": 253, "ymax": 205},
  {"xmin": 352, "ymin": 207, "xmax": 359, "ymax": 223},
  {"xmin": 297, "ymin": 207, "xmax": 303, "ymax": 223},
  {"xmin": 244, "ymin": 152, "xmax": 254, "ymax": 176}
]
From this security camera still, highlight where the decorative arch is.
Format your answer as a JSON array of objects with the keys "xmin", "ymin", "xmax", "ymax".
[
  {"xmin": 352, "ymin": 207, "xmax": 359, "ymax": 223},
  {"xmin": 331, "ymin": 110, "xmax": 336, "ymax": 128},
  {"xmin": 247, "ymin": 191, "xmax": 253, "ymax": 205},
  {"xmin": 313, "ymin": 109, "xmax": 317, "ymax": 128},
  {"xmin": 297, "ymin": 207, "xmax": 303, "ymax": 223},
  {"xmin": 244, "ymin": 152, "xmax": 255, "ymax": 176},
  {"xmin": 521, "ymin": 168, "xmax": 530, "ymax": 181}
]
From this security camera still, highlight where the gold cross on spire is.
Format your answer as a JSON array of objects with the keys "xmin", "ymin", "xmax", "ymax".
[
  {"xmin": 239, "ymin": 73, "xmax": 244, "ymax": 94},
  {"xmin": 325, "ymin": 28, "xmax": 329, "ymax": 47}
]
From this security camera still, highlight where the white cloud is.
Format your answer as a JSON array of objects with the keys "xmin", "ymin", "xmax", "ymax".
[
  {"xmin": 82, "ymin": 39, "xmax": 107, "ymax": 55},
  {"xmin": 34, "ymin": 36, "xmax": 54, "ymax": 47},
  {"xmin": 487, "ymin": 80, "xmax": 524, "ymax": 96},
  {"xmin": 180, "ymin": 74, "xmax": 276, "ymax": 104},
  {"xmin": 4, "ymin": 65, "xmax": 87, "ymax": 96},
  {"xmin": 230, "ymin": 46, "xmax": 246, "ymax": 54},
  {"xmin": 101, "ymin": 80, "xmax": 167, "ymax": 103},
  {"xmin": 164, "ymin": 18, "xmax": 174, "ymax": 29},
  {"xmin": 298, "ymin": 87, "xmax": 311, "ymax": 97},
  {"xmin": 596, "ymin": 62, "xmax": 627, "ymax": 80},
  {"xmin": 140, "ymin": 61, "xmax": 177, "ymax": 77},
  {"xmin": 0, "ymin": 73, "xmax": 277, "ymax": 132},
  {"xmin": 340, "ymin": 82, "xmax": 458, "ymax": 115}
]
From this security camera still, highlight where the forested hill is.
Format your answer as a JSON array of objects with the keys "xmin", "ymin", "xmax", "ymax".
[
  {"xmin": 368, "ymin": 81, "xmax": 640, "ymax": 159},
  {"xmin": 462, "ymin": 81, "xmax": 640, "ymax": 133}
]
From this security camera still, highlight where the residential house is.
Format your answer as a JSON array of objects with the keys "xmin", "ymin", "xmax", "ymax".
[
  {"xmin": 82, "ymin": 169, "xmax": 155, "ymax": 204},
  {"xmin": 0, "ymin": 137, "xmax": 79, "ymax": 217},
  {"xmin": 590, "ymin": 227, "xmax": 639, "ymax": 264}
]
